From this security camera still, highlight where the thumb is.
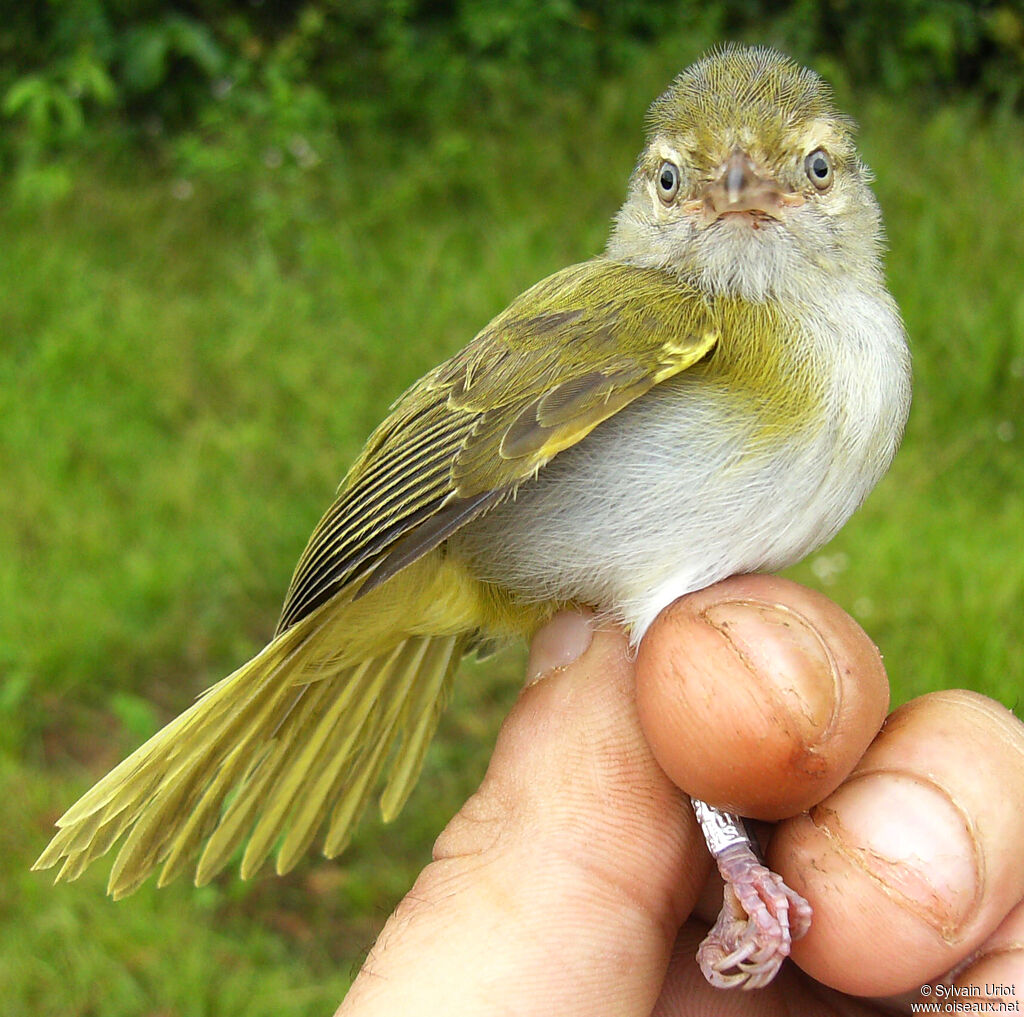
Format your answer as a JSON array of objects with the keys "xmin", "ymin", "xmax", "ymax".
[{"xmin": 338, "ymin": 612, "xmax": 708, "ymax": 1017}]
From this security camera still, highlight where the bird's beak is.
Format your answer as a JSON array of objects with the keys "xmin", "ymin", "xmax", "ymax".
[{"xmin": 702, "ymin": 149, "xmax": 792, "ymax": 220}]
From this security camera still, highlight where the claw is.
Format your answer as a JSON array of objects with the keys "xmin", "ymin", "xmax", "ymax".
[{"xmin": 697, "ymin": 841, "xmax": 812, "ymax": 990}]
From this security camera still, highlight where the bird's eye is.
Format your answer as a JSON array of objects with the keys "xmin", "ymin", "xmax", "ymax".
[
  {"xmin": 656, "ymin": 161, "xmax": 680, "ymax": 203},
  {"xmin": 804, "ymin": 149, "xmax": 833, "ymax": 190}
]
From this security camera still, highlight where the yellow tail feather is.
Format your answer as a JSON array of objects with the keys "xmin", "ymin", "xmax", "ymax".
[
  {"xmin": 34, "ymin": 597, "xmax": 469, "ymax": 897},
  {"xmin": 380, "ymin": 635, "xmax": 459, "ymax": 821}
]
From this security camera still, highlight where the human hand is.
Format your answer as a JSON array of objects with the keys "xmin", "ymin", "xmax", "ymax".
[{"xmin": 336, "ymin": 575, "xmax": 1024, "ymax": 1015}]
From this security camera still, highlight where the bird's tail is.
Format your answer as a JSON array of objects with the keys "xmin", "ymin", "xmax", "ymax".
[{"xmin": 34, "ymin": 600, "xmax": 467, "ymax": 899}]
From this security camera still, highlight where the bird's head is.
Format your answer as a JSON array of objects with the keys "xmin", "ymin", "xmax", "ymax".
[{"xmin": 607, "ymin": 46, "xmax": 885, "ymax": 302}]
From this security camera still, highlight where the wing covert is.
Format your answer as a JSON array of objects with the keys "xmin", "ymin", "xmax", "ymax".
[{"xmin": 276, "ymin": 259, "xmax": 718, "ymax": 632}]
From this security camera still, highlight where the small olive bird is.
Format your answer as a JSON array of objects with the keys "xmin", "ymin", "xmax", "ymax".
[{"xmin": 37, "ymin": 45, "xmax": 911, "ymax": 989}]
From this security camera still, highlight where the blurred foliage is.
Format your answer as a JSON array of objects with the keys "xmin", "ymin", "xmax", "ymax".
[{"xmin": 2, "ymin": 1, "xmax": 1024, "ymax": 200}]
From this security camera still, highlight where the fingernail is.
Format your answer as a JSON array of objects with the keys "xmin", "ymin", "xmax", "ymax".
[
  {"xmin": 701, "ymin": 599, "xmax": 839, "ymax": 744},
  {"xmin": 525, "ymin": 610, "xmax": 594, "ymax": 685},
  {"xmin": 812, "ymin": 771, "xmax": 982, "ymax": 939}
]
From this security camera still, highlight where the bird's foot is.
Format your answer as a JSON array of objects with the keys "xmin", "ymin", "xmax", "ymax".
[
  {"xmin": 697, "ymin": 840, "xmax": 812, "ymax": 989},
  {"xmin": 689, "ymin": 799, "xmax": 811, "ymax": 989}
]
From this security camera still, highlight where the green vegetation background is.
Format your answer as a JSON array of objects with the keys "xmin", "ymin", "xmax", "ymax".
[{"xmin": 2, "ymin": 4, "xmax": 1023, "ymax": 1014}]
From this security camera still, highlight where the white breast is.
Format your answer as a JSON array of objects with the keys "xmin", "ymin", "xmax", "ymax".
[{"xmin": 452, "ymin": 284, "xmax": 911, "ymax": 637}]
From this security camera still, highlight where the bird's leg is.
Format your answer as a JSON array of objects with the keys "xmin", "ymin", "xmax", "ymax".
[{"xmin": 690, "ymin": 798, "xmax": 812, "ymax": 990}]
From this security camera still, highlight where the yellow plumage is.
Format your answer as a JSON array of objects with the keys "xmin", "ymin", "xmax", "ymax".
[
  {"xmin": 36, "ymin": 261, "xmax": 718, "ymax": 896},
  {"xmin": 37, "ymin": 557, "xmax": 482, "ymax": 898},
  {"xmin": 35, "ymin": 46, "xmax": 910, "ymax": 931}
]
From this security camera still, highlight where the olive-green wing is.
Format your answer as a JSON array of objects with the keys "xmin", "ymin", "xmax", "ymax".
[{"xmin": 276, "ymin": 258, "xmax": 718, "ymax": 632}]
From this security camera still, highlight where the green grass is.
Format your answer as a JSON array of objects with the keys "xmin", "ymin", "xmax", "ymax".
[{"xmin": 1, "ymin": 66, "xmax": 1022, "ymax": 1014}]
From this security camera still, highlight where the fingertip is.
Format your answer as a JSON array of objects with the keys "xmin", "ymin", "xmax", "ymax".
[
  {"xmin": 774, "ymin": 690, "xmax": 1024, "ymax": 996},
  {"xmin": 635, "ymin": 575, "xmax": 888, "ymax": 818}
]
